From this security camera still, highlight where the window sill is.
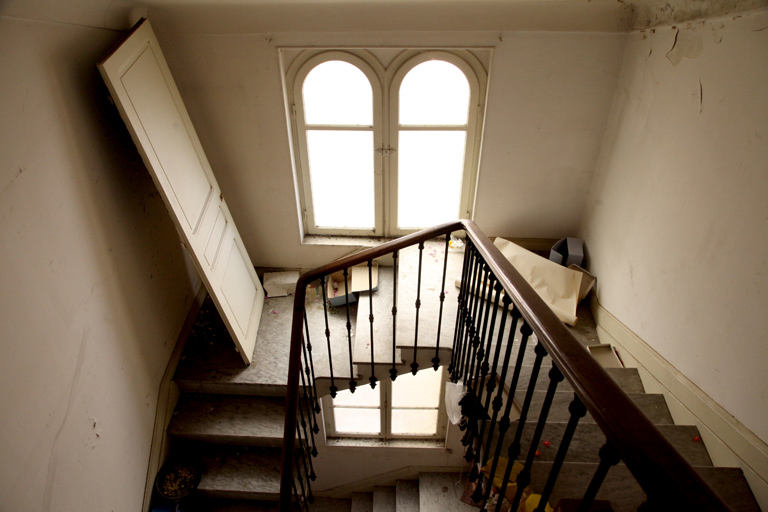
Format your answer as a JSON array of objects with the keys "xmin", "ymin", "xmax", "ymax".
[
  {"xmin": 302, "ymin": 235, "xmax": 396, "ymax": 248},
  {"xmin": 325, "ymin": 437, "xmax": 447, "ymax": 449}
]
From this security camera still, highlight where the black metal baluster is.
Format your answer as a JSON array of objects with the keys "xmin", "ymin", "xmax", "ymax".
[
  {"xmin": 466, "ymin": 268, "xmax": 491, "ymax": 393},
  {"xmin": 295, "ymin": 429, "xmax": 314, "ymax": 504},
  {"xmin": 391, "ymin": 250, "xmax": 399, "ymax": 381},
  {"xmin": 535, "ymin": 394, "xmax": 588, "ymax": 511},
  {"xmin": 411, "ymin": 242, "xmax": 425, "ymax": 375},
  {"xmin": 343, "ymin": 268, "xmax": 357, "ymax": 393},
  {"xmin": 467, "ymin": 289, "xmax": 510, "ymax": 478},
  {"xmin": 319, "ymin": 276, "xmax": 337, "ymax": 398},
  {"xmin": 472, "ymin": 274, "xmax": 501, "ymax": 402},
  {"xmin": 300, "ymin": 325, "xmax": 319, "ymax": 434},
  {"xmin": 489, "ymin": 326, "xmax": 540, "ymax": 511},
  {"xmin": 303, "ymin": 314, "xmax": 320, "ymax": 414},
  {"xmin": 507, "ymin": 360, "xmax": 562, "ymax": 512},
  {"xmin": 368, "ymin": 260, "xmax": 377, "ymax": 388},
  {"xmin": 463, "ymin": 273, "xmax": 501, "ymax": 460},
  {"xmin": 456, "ymin": 246, "xmax": 479, "ymax": 382},
  {"xmin": 577, "ymin": 442, "xmax": 621, "ymax": 512},
  {"xmin": 471, "ymin": 307, "xmax": 522, "ymax": 501},
  {"xmin": 450, "ymin": 242, "xmax": 474, "ymax": 379},
  {"xmin": 293, "ymin": 442, "xmax": 307, "ymax": 507},
  {"xmin": 433, "ymin": 233, "xmax": 451, "ymax": 370},
  {"xmin": 291, "ymin": 481, "xmax": 300, "ymax": 512},
  {"xmin": 460, "ymin": 255, "xmax": 484, "ymax": 384},
  {"xmin": 298, "ymin": 356, "xmax": 318, "ymax": 458}
]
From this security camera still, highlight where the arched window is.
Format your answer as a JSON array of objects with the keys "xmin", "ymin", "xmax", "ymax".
[
  {"xmin": 286, "ymin": 49, "xmax": 486, "ymax": 237},
  {"xmin": 291, "ymin": 52, "xmax": 383, "ymax": 236},
  {"xmin": 393, "ymin": 55, "xmax": 475, "ymax": 232}
]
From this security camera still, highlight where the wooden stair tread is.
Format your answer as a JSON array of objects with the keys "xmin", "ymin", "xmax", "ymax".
[
  {"xmin": 195, "ymin": 446, "xmax": 282, "ymax": 500},
  {"xmin": 168, "ymin": 394, "xmax": 285, "ymax": 446}
]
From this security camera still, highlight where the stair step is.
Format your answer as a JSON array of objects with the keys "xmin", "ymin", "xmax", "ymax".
[
  {"xmin": 177, "ymin": 290, "xmax": 358, "ymax": 398},
  {"xmin": 523, "ymin": 462, "xmax": 761, "ymax": 512},
  {"xmin": 312, "ymin": 498, "xmax": 355, "ymax": 512},
  {"xmin": 395, "ymin": 480, "xmax": 419, "ymax": 512},
  {"xmin": 527, "ymin": 391, "xmax": 674, "ymax": 425},
  {"xmin": 396, "ymin": 244, "xmax": 464, "ymax": 367},
  {"xmin": 351, "ymin": 492, "xmax": 374, "ymax": 512},
  {"xmin": 194, "ymin": 446, "xmax": 281, "ymax": 501},
  {"xmin": 506, "ymin": 365, "xmax": 645, "ymax": 395},
  {"xmin": 418, "ymin": 473, "xmax": 476, "ymax": 512},
  {"xmin": 373, "ymin": 486, "xmax": 396, "ymax": 512},
  {"xmin": 190, "ymin": 497, "xmax": 352, "ymax": 512},
  {"xmin": 483, "ymin": 422, "xmax": 711, "ymax": 466},
  {"xmin": 174, "ymin": 295, "xmax": 295, "ymax": 397},
  {"xmin": 354, "ymin": 268, "xmax": 397, "ymax": 373},
  {"xmin": 168, "ymin": 394, "xmax": 284, "ymax": 446}
]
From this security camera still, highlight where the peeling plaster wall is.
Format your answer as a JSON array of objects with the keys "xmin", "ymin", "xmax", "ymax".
[
  {"xmin": 581, "ymin": 10, "xmax": 768, "ymax": 444},
  {"xmin": 153, "ymin": 29, "xmax": 625, "ymax": 268},
  {"xmin": 630, "ymin": 0, "xmax": 768, "ymax": 29},
  {"xmin": 0, "ymin": 17, "xmax": 199, "ymax": 510}
]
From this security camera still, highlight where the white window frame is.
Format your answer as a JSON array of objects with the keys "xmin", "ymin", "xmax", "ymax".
[
  {"xmin": 288, "ymin": 50, "xmax": 385, "ymax": 237},
  {"xmin": 284, "ymin": 48, "xmax": 488, "ymax": 238},
  {"xmin": 322, "ymin": 368, "xmax": 449, "ymax": 441}
]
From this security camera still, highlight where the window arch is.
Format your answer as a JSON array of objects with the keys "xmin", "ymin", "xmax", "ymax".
[
  {"xmin": 285, "ymin": 49, "xmax": 487, "ymax": 237},
  {"xmin": 389, "ymin": 51, "xmax": 483, "ymax": 234},
  {"xmin": 290, "ymin": 51, "xmax": 384, "ymax": 236}
]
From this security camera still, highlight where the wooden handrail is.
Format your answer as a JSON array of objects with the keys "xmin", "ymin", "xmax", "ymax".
[{"xmin": 280, "ymin": 220, "xmax": 732, "ymax": 511}]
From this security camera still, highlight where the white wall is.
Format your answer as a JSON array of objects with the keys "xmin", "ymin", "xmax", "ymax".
[
  {"xmin": 580, "ymin": 11, "xmax": 768, "ymax": 444},
  {"xmin": 473, "ymin": 31, "xmax": 625, "ymax": 238},
  {"xmin": 153, "ymin": 29, "xmax": 625, "ymax": 269},
  {"xmin": 0, "ymin": 17, "xmax": 199, "ymax": 510}
]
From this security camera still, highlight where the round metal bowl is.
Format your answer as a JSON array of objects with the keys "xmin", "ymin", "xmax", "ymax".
[{"xmin": 154, "ymin": 459, "xmax": 203, "ymax": 501}]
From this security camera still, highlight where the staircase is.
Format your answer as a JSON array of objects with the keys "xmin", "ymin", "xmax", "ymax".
[{"xmin": 156, "ymin": 240, "xmax": 761, "ymax": 511}]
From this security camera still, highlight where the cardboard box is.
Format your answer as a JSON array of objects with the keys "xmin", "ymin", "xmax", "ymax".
[
  {"xmin": 568, "ymin": 264, "xmax": 596, "ymax": 302},
  {"xmin": 263, "ymin": 271, "xmax": 300, "ymax": 297},
  {"xmin": 549, "ymin": 237, "xmax": 584, "ymax": 268},
  {"xmin": 588, "ymin": 344, "xmax": 624, "ymax": 368},
  {"xmin": 326, "ymin": 263, "xmax": 379, "ymax": 307}
]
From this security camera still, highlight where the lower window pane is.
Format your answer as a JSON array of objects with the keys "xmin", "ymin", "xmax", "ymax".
[
  {"xmin": 307, "ymin": 130, "xmax": 375, "ymax": 229},
  {"xmin": 397, "ymin": 131, "xmax": 466, "ymax": 229},
  {"xmin": 334, "ymin": 408, "xmax": 381, "ymax": 435},
  {"xmin": 333, "ymin": 384, "xmax": 380, "ymax": 407},
  {"xmin": 392, "ymin": 368, "xmax": 442, "ymax": 408},
  {"xmin": 391, "ymin": 409, "xmax": 438, "ymax": 436}
]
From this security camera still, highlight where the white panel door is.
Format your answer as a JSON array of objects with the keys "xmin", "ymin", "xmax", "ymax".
[{"xmin": 98, "ymin": 19, "xmax": 264, "ymax": 365}]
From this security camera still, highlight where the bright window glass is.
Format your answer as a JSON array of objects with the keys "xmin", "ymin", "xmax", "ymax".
[
  {"xmin": 333, "ymin": 384, "xmax": 380, "ymax": 435},
  {"xmin": 397, "ymin": 59, "xmax": 470, "ymax": 230},
  {"xmin": 397, "ymin": 131, "xmax": 466, "ymax": 228},
  {"xmin": 306, "ymin": 130, "xmax": 375, "ymax": 228},
  {"xmin": 399, "ymin": 61, "xmax": 469, "ymax": 126},
  {"xmin": 303, "ymin": 61, "xmax": 373, "ymax": 125},
  {"xmin": 391, "ymin": 368, "xmax": 442, "ymax": 436},
  {"xmin": 329, "ymin": 369, "xmax": 443, "ymax": 438}
]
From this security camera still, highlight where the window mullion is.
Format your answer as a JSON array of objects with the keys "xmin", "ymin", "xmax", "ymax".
[{"xmin": 380, "ymin": 63, "xmax": 391, "ymax": 237}]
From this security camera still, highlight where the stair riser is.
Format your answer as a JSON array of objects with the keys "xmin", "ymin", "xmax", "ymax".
[{"xmin": 313, "ymin": 350, "xmax": 453, "ymax": 397}]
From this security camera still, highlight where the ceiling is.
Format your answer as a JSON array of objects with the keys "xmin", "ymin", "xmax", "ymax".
[{"xmin": 1, "ymin": 0, "xmax": 766, "ymax": 33}]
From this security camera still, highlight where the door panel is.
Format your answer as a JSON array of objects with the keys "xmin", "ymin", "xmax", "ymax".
[{"xmin": 99, "ymin": 19, "xmax": 263, "ymax": 365}]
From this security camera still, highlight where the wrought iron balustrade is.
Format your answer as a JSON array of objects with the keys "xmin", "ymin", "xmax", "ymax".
[{"xmin": 280, "ymin": 220, "xmax": 734, "ymax": 512}]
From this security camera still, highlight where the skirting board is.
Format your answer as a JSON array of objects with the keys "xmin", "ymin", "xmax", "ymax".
[
  {"xmin": 141, "ymin": 284, "xmax": 207, "ymax": 512},
  {"xmin": 590, "ymin": 295, "xmax": 768, "ymax": 510}
]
